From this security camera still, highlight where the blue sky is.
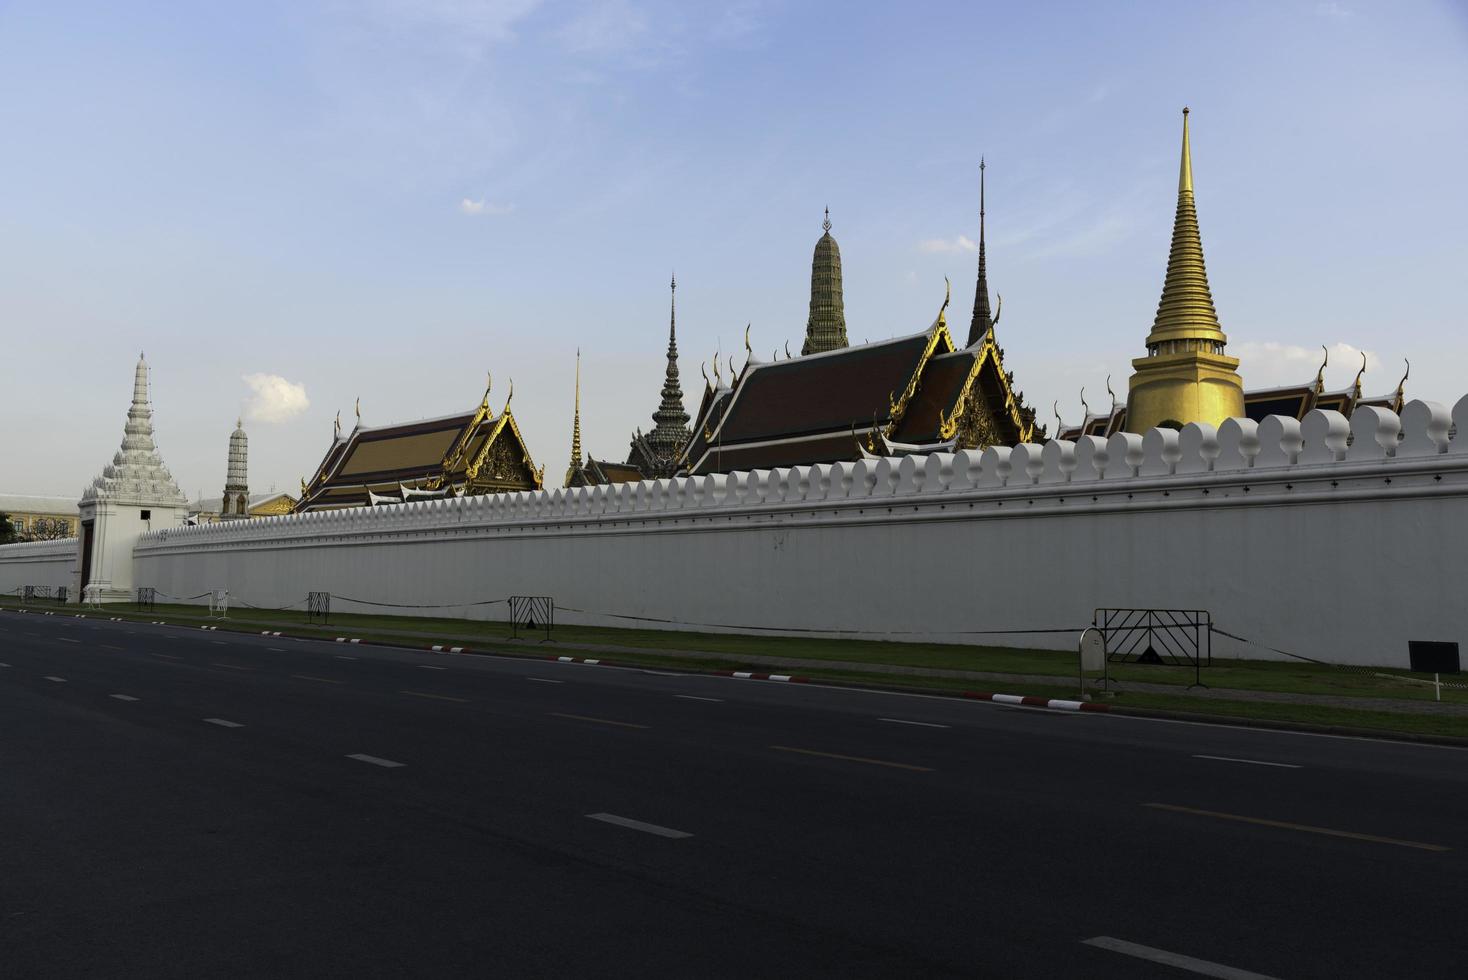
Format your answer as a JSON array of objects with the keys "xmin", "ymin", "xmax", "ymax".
[{"xmin": 3, "ymin": 0, "xmax": 1466, "ymax": 498}]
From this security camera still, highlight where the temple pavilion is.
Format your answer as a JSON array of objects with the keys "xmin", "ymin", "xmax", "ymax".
[{"xmin": 293, "ymin": 380, "xmax": 543, "ymax": 513}]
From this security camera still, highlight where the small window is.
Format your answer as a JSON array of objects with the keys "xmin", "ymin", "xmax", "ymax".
[{"xmin": 141, "ymin": 509, "xmax": 151, "ymax": 521}]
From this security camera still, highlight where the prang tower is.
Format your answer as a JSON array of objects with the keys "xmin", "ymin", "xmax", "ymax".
[
  {"xmin": 801, "ymin": 209, "xmax": 849, "ymax": 355},
  {"xmin": 1126, "ymin": 108, "xmax": 1245, "ymax": 432}
]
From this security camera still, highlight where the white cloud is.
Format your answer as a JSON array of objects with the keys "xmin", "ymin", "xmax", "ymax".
[
  {"xmin": 919, "ymin": 235, "xmax": 979, "ymax": 254},
  {"xmin": 1231, "ymin": 341, "xmax": 1382, "ymax": 390},
  {"xmin": 459, "ymin": 197, "xmax": 515, "ymax": 215},
  {"xmin": 242, "ymin": 374, "xmax": 311, "ymax": 423}
]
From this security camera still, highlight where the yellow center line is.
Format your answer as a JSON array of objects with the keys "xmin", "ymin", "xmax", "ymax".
[
  {"xmin": 212, "ymin": 663, "xmax": 252, "ymax": 670},
  {"xmin": 550, "ymin": 712, "xmax": 649, "ymax": 730},
  {"xmin": 1144, "ymin": 803, "xmax": 1450, "ymax": 852},
  {"xmin": 400, "ymin": 690, "xmax": 470, "ymax": 703},
  {"xmin": 290, "ymin": 674, "xmax": 345, "ymax": 685},
  {"xmin": 769, "ymin": 745, "xmax": 934, "ymax": 772}
]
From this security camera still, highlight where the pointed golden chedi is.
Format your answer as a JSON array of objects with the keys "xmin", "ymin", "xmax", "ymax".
[{"xmin": 1126, "ymin": 108, "xmax": 1245, "ymax": 433}]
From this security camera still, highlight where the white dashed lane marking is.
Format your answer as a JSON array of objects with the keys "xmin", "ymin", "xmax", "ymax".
[
  {"xmin": 1193, "ymin": 754, "xmax": 1301, "ymax": 769},
  {"xmin": 416, "ymin": 665, "xmax": 447, "ymax": 671},
  {"xmin": 57, "ymin": 638, "xmax": 79, "ymax": 644},
  {"xmin": 401, "ymin": 690, "xmax": 470, "ymax": 703},
  {"xmin": 675, "ymin": 694, "xmax": 723, "ymax": 703},
  {"xmin": 334, "ymin": 655, "xmax": 357, "ymax": 660},
  {"xmin": 1083, "ymin": 936, "xmax": 1281, "ymax": 979},
  {"xmin": 203, "ymin": 718, "xmax": 244, "ymax": 728},
  {"xmin": 212, "ymin": 663, "xmax": 252, "ymax": 671},
  {"xmin": 526, "ymin": 677, "xmax": 563, "ymax": 684},
  {"xmin": 878, "ymin": 717, "xmax": 950, "ymax": 729},
  {"xmin": 44, "ymin": 676, "xmax": 67, "ymax": 683},
  {"xmin": 110, "ymin": 694, "xmax": 139, "ymax": 701},
  {"xmin": 347, "ymin": 754, "xmax": 404, "ymax": 768},
  {"xmin": 585, "ymin": 813, "xmax": 693, "ymax": 839}
]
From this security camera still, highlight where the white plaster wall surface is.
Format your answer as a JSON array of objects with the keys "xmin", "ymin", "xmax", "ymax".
[
  {"xmin": 0, "ymin": 538, "xmax": 79, "ymax": 597},
  {"xmin": 129, "ymin": 400, "xmax": 1468, "ymax": 668}
]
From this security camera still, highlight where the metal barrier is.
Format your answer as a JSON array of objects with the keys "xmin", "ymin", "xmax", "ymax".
[
  {"xmin": 1093, "ymin": 608, "xmax": 1212, "ymax": 688},
  {"xmin": 137, "ymin": 587, "xmax": 156, "ymax": 612},
  {"xmin": 509, "ymin": 596, "xmax": 554, "ymax": 641},
  {"xmin": 308, "ymin": 591, "xmax": 331, "ymax": 625},
  {"xmin": 22, "ymin": 585, "xmax": 65, "ymax": 606}
]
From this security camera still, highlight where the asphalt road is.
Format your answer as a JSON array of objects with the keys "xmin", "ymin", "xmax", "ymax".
[{"xmin": 1, "ymin": 609, "xmax": 1463, "ymax": 978}]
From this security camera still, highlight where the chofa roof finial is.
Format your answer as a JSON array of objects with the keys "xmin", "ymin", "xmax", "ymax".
[{"xmin": 1313, "ymin": 345, "xmax": 1329, "ymax": 394}]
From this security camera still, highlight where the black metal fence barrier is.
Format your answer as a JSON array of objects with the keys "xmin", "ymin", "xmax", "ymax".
[
  {"xmin": 308, "ymin": 592, "xmax": 331, "ymax": 625},
  {"xmin": 1093, "ymin": 608, "xmax": 1212, "ymax": 688},
  {"xmin": 510, "ymin": 596, "xmax": 554, "ymax": 641},
  {"xmin": 137, "ymin": 587, "xmax": 156, "ymax": 612},
  {"xmin": 22, "ymin": 585, "xmax": 65, "ymax": 606}
]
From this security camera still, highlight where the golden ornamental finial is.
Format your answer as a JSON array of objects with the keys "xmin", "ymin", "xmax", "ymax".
[
  {"xmin": 993, "ymin": 293, "xmax": 1002, "ymax": 328},
  {"xmin": 823, "ymin": 206, "xmax": 831, "ymax": 234},
  {"xmin": 1394, "ymin": 359, "xmax": 1411, "ymax": 412},
  {"xmin": 1352, "ymin": 352, "xmax": 1367, "ymax": 400},
  {"xmin": 1053, "ymin": 401, "xmax": 1064, "ymax": 435},
  {"xmin": 701, "ymin": 361, "xmax": 710, "ymax": 389},
  {"xmin": 354, "ymin": 397, "xmax": 361, "ymax": 422},
  {"xmin": 1179, "ymin": 106, "xmax": 1194, "ymax": 195},
  {"xmin": 743, "ymin": 323, "xmax": 752, "ymax": 356},
  {"xmin": 504, "ymin": 378, "xmax": 514, "ymax": 412},
  {"xmin": 1106, "ymin": 374, "xmax": 1116, "ymax": 413},
  {"xmin": 1080, "ymin": 387, "xmax": 1091, "ymax": 419},
  {"xmin": 1313, "ymin": 346, "xmax": 1329, "ymax": 394},
  {"xmin": 784, "ymin": 339, "xmax": 792, "ymax": 359}
]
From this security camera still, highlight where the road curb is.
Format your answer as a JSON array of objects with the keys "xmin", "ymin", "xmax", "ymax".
[
  {"xmin": 962, "ymin": 691, "xmax": 1110, "ymax": 712},
  {"xmin": 1104, "ymin": 704, "xmax": 1468, "ymax": 748},
  {"xmin": 722, "ymin": 670, "xmax": 809, "ymax": 683}
]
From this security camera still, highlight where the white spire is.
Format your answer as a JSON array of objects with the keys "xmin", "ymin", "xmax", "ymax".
[
  {"xmin": 83, "ymin": 353, "xmax": 188, "ymax": 506},
  {"xmin": 222, "ymin": 418, "xmax": 249, "ymax": 518}
]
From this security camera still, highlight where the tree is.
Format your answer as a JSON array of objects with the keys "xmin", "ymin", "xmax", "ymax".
[
  {"xmin": 24, "ymin": 517, "xmax": 75, "ymax": 541},
  {"xmin": 0, "ymin": 513, "xmax": 15, "ymax": 545}
]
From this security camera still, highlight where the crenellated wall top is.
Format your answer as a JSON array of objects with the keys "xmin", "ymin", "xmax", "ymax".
[{"xmin": 137, "ymin": 397, "xmax": 1468, "ymax": 551}]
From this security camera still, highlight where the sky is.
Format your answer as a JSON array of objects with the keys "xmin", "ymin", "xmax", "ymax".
[{"xmin": 2, "ymin": 0, "xmax": 1466, "ymax": 500}]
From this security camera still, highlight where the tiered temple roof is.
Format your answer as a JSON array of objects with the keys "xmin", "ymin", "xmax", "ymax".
[
  {"xmin": 294, "ymin": 381, "xmax": 542, "ymax": 513},
  {"xmin": 682, "ymin": 287, "xmax": 1039, "ymax": 476},
  {"xmin": 82, "ymin": 354, "xmax": 189, "ymax": 508}
]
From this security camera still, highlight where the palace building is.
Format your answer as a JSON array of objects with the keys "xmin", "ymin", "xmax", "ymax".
[
  {"xmin": 294, "ymin": 380, "xmax": 543, "ymax": 513},
  {"xmin": 680, "ymin": 186, "xmax": 1040, "ymax": 476}
]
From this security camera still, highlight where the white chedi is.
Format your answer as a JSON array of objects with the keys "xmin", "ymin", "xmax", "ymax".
[{"xmin": 82, "ymin": 353, "xmax": 188, "ymax": 506}]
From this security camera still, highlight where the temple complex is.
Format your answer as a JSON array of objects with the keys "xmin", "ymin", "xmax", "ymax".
[
  {"xmin": 1125, "ymin": 108, "xmax": 1246, "ymax": 433},
  {"xmin": 294, "ymin": 380, "xmax": 542, "ymax": 513},
  {"xmin": 681, "ymin": 172, "xmax": 1039, "ymax": 475}
]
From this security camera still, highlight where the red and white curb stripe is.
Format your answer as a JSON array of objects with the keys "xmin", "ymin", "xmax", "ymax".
[
  {"xmin": 335, "ymin": 637, "xmax": 362, "ymax": 644},
  {"xmin": 260, "ymin": 630, "xmax": 283, "ymax": 637},
  {"xmin": 723, "ymin": 670, "xmax": 808, "ymax": 684},
  {"xmin": 200, "ymin": 625, "xmax": 219, "ymax": 631},
  {"xmin": 963, "ymin": 692, "xmax": 1110, "ymax": 712},
  {"xmin": 554, "ymin": 655, "xmax": 612, "ymax": 666},
  {"xmin": 429, "ymin": 645, "xmax": 467, "ymax": 654}
]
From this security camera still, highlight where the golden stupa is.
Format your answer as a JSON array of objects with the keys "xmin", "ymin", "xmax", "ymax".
[{"xmin": 1126, "ymin": 108, "xmax": 1245, "ymax": 433}]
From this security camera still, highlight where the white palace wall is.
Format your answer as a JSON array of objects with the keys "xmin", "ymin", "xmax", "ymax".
[
  {"xmin": 111, "ymin": 399, "xmax": 1468, "ymax": 669},
  {"xmin": 0, "ymin": 538, "xmax": 78, "ymax": 597}
]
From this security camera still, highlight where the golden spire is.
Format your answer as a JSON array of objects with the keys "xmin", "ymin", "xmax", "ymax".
[
  {"xmin": 1145, "ymin": 106, "xmax": 1226, "ymax": 349},
  {"xmin": 565, "ymin": 350, "xmax": 583, "ymax": 486}
]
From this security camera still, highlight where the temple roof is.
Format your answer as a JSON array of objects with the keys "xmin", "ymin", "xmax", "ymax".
[
  {"xmin": 716, "ymin": 331, "xmax": 932, "ymax": 444},
  {"xmin": 890, "ymin": 348, "xmax": 977, "ymax": 444},
  {"xmin": 296, "ymin": 388, "xmax": 541, "ymax": 512}
]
